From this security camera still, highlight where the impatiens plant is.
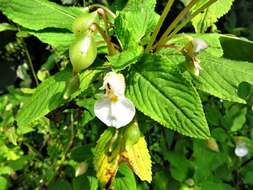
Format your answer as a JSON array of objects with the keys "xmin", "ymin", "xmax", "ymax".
[{"xmin": 1, "ymin": 0, "xmax": 253, "ymax": 189}]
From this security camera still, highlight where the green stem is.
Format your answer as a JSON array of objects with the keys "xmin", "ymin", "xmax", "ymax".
[
  {"xmin": 155, "ymin": 0, "xmax": 217, "ymax": 51},
  {"xmin": 21, "ymin": 39, "xmax": 39, "ymax": 86},
  {"xmin": 145, "ymin": 0, "xmax": 175, "ymax": 53},
  {"xmin": 95, "ymin": 24, "xmax": 115, "ymax": 55},
  {"xmin": 165, "ymin": 0, "xmax": 217, "ymax": 42},
  {"xmin": 89, "ymin": 4, "xmax": 116, "ymax": 18},
  {"xmin": 154, "ymin": 0, "xmax": 199, "ymax": 50}
]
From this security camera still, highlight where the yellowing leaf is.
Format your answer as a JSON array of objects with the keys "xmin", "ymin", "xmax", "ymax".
[
  {"xmin": 93, "ymin": 128, "xmax": 121, "ymax": 186},
  {"xmin": 94, "ymin": 127, "xmax": 152, "ymax": 186},
  {"xmin": 122, "ymin": 136, "xmax": 152, "ymax": 182}
]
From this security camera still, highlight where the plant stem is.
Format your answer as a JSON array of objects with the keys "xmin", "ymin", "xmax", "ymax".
[
  {"xmin": 95, "ymin": 24, "xmax": 115, "ymax": 55},
  {"xmin": 166, "ymin": 0, "xmax": 217, "ymax": 41},
  {"xmin": 89, "ymin": 4, "xmax": 116, "ymax": 18},
  {"xmin": 154, "ymin": 0, "xmax": 199, "ymax": 50},
  {"xmin": 145, "ymin": 0, "xmax": 175, "ymax": 53},
  {"xmin": 21, "ymin": 39, "xmax": 39, "ymax": 86},
  {"xmin": 155, "ymin": 0, "xmax": 217, "ymax": 51}
]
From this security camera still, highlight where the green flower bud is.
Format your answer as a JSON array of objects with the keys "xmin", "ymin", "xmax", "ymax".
[
  {"xmin": 72, "ymin": 11, "xmax": 98, "ymax": 36},
  {"xmin": 124, "ymin": 121, "xmax": 141, "ymax": 150},
  {"xmin": 69, "ymin": 32, "xmax": 97, "ymax": 73}
]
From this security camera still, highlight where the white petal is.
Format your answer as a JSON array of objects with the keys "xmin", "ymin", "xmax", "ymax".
[
  {"xmin": 192, "ymin": 38, "xmax": 208, "ymax": 53},
  {"xmin": 103, "ymin": 72, "xmax": 125, "ymax": 96},
  {"xmin": 94, "ymin": 97, "xmax": 114, "ymax": 127},
  {"xmin": 235, "ymin": 143, "xmax": 248, "ymax": 157},
  {"xmin": 110, "ymin": 97, "xmax": 136, "ymax": 128},
  {"xmin": 94, "ymin": 97, "xmax": 135, "ymax": 128}
]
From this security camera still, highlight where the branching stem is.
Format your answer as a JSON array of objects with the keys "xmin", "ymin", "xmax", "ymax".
[{"xmin": 145, "ymin": 0, "xmax": 175, "ymax": 53}]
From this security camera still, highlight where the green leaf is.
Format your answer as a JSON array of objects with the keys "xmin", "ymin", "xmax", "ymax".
[
  {"xmin": 113, "ymin": 163, "xmax": 137, "ymax": 190},
  {"xmin": 70, "ymin": 145, "xmax": 93, "ymax": 162},
  {"xmin": 16, "ymin": 69, "xmax": 99, "ymax": 130},
  {"xmin": 222, "ymin": 105, "xmax": 247, "ymax": 132},
  {"xmin": 220, "ymin": 34, "xmax": 253, "ymax": 62},
  {"xmin": 123, "ymin": 0, "xmax": 156, "ymax": 11},
  {"xmin": 0, "ymin": 23, "xmax": 17, "ymax": 32},
  {"xmin": 165, "ymin": 152, "xmax": 192, "ymax": 182},
  {"xmin": 48, "ymin": 179, "xmax": 72, "ymax": 190},
  {"xmin": 73, "ymin": 173, "xmax": 98, "ymax": 190},
  {"xmin": 93, "ymin": 128, "xmax": 120, "ymax": 186},
  {"xmin": 114, "ymin": 0, "xmax": 159, "ymax": 49},
  {"xmin": 198, "ymin": 181, "xmax": 236, "ymax": 190},
  {"xmin": 0, "ymin": 0, "xmax": 85, "ymax": 31},
  {"xmin": 108, "ymin": 45, "xmax": 143, "ymax": 71},
  {"xmin": 194, "ymin": 53, "xmax": 253, "ymax": 104},
  {"xmin": 28, "ymin": 29, "xmax": 75, "ymax": 53},
  {"xmin": 191, "ymin": 0, "xmax": 234, "ymax": 33},
  {"xmin": 24, "ymin": 29, "xmax": 106, "ymax": 54},
  {"xmin": 0, "ymin": 176, "xmax": 8, "ymax": 190},
  {"xmin": 127, "ymin": 54, "xmax": 210, "ymax": 139}
]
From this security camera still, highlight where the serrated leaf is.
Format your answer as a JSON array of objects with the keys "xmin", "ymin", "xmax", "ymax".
[
  {"xmin": 94, "ymin": 127, "xmax": 152, "ymax": 186},
  {"xmin": 114, "ymin": 0, "xmax": 159, "ymax": 49},
  {"xmin": 194, "ymin": 53, "xmax": 253, "ymax": 104},
  {"xmin": 93, "ymin": 128, "xmax": 120, "ymax": 186},
  {"xmin": 0, "ymin": 0, "xmax": 85, "ymax": 31},
  {"xmin": 191, "ymin": 0, "xmax": 234, "ymax": 33},
  {"xmin": 108, "ymin": 45, "xmax": 143, "ymax": 71},
  {"xmin": 127, "ymin": 54, "xmax": 210, "ymax": 139},
  {"xmin": 29, "ymin": 29, "xmax": 75, "ymax": 53},
  {"xmin": 122, "ymin": 136, "xmax": 152, "ymax": 182},
  {"xmin": 16, "ymin": 69, "xmax": 99, "ymax": 129},
  {"xmin": 26, "ymin": 29, "xmax": 106, "ymax": 54},
  {"xmin": 113, "ymin": 163, "xmax": 137, "ymax": 190}
]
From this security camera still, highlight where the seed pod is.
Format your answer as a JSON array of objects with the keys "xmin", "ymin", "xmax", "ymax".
[
  {"xmin": 72, "ymin": 11, "xmax": 98, "ymax": 36},
  {"xmin": 124, "ymin": 121, "xmax": 141, "ymax": 150},
  {"xmin": 69, "ymin": 32, "xmax": 97, "ymax": 73},
  {"xmin": 63, "ymin": 74, "xmax": 80, "ymax": 99}
]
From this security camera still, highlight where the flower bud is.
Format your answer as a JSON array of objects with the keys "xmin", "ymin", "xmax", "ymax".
[
  {"xmin": 124, "ymin": 121, "xmax": 141, "ymax": 150},
  {"xmin": 69, "ymin": 32, "xmax": 97, "ymax": 73},
  {"xmin": 72, "ymin": 11, "xmax": 98, "ymax": 37}
]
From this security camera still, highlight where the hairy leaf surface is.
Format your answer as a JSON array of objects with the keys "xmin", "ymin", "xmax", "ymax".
[{"xmin": 127, "ymin": 54, "xmax": 210, "ymax": 139}]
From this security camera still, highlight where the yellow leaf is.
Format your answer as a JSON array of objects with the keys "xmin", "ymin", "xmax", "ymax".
[
  {"xmin": 93, "ymin": 128, "xmax": 121, "ymax": 186},
  {"xmin": 122, "ymin": 136, "xmax": 152, "ymax": 182}
]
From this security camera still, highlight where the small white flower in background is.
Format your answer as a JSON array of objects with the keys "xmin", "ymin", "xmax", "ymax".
[
  {"xmin": 183, "ymin": 38, "xmax": 208, "ymax": 77},
  {"xmin": 235, "ymin": 141, "xmax": 248, "ymax": 157},
  {"xmin": 191, "ymin": 38, "xmax": 208, "ymax": 54},
  {"xmin": 94, "ymin": 72, "xmax": 136, "ymax": 128}
]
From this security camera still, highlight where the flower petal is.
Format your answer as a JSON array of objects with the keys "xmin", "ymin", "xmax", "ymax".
[
  {"xmin": 94, "ymin": 97, "xmax": 135, "ymax": 128},
  {"xmin": 94, "ymin": 97, "xmax": 114, "ymax": 127},
  {"xmin": 110, "ymin": 97, "xmax": 136, "ymax": 128},
  {"xmin": 103, "ymin": 72, "xmax": 125, "ymax": 97},
  {"xmin": 192, "ymin": 38, "xmax": 208, "ymax": 53}
]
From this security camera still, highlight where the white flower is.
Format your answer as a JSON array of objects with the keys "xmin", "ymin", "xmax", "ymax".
[
  {"xmin": 192, "ymin": 38, "xmax": 208, "ymax": 53},
  {"xmin": 183, "ymin": 38, "xmax": 208, "ymax": 77},
  {"xmin": 235, "ymin": 141, "xmax": 248, "ymax": 157},
  {"xmin": 94, "ymin": 72, "xmax": 135, "ymax": 128}
]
